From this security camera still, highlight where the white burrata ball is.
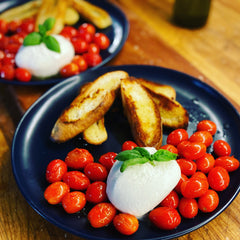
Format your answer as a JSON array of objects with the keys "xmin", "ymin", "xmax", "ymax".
[
  {"xmin": 106, "ymin": 147, "xmax": 181, "ymax": 218},
  {"xmin": 15, "ymin": 35, "xmax": 74, "ymax": 78}
]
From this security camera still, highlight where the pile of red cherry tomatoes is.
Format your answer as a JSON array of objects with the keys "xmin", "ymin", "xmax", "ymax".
[
  {"xmin": 43, "ymin": 119, "xmax": 239, "ymax": 235},
  {"xmin": 0, "ymin": 18, "xmax": 110, "ymax": 82}
]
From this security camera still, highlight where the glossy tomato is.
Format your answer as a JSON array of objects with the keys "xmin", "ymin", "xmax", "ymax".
[
  {"xmin": 149, "ymin": 207, "xmax": 181, "ymax": 230},
  {"xmin": 17, "ymin": 18, "xmax": 35, "ymax": 34},
  {"xmin": 191, "ymin": 171, "xmax": 208, "ymax": 181},
  {"xmin": 213, "ymin": 140, "xmax": 231, "ymax": 157},
  {"xmin": 65, "ymin": 148, "xmax": 94, "ymax": 169},
  {"xmin": 0, "ymin": 19, "xmax": 8, "ymax": 34},
  {"xmin": 98, "ymin": 152, "xmax": 117, "ymax": 172},
  {"xmin": 197, "ymin": 120, "xmax": 217, "ymax": 135},
  {"xmin": 83, "ymin": 52, "xmax": 102, "ymax": 67},
  {"xmin": 84, "ymin": 162, "xmax": 108, "ymax": 181},
  {"xmin": 113, "ymin": 213, "xmax": 139, "ymax": 235},
  {"xmin": 160, "ymin": 190, "xmax": 179, "ymax": 209},
  {"xmin": 88, "ymin": 43, "xmax": 100, "ymax": 54},
  {"xmin": 62, "ymin": 191, "xmax": 86, "ymax": 214},
  {"xmin": 71, "ymin": 37, "xmax": 88, "ymax": 54},
  {"xmin": 86, "ymin": 181, "xmax": 107, "ymax": 204},
  {"xmin": 88, "ymin": 202, "xmax": 117, "ymax": 228},
  {"xmin": 60, "ymin": 26, "xmax": 77, "ymax": 38},
  {"xmin": 62, "ymin": 171, "xmax": 90, "ymax": 190},
  {"xmin": 207, "ymin": 166, "xmax": 230, "ymax": 191},
  {"xmin": 160, "ymin": 144, "xmax": 178, "ymax": 154},
  {"xmin": 166, "ymin": 129, "xmax": 188, "ymax": 147},
  {"xmin": 45, "ymin": 159, "xmax": 68, "ymax": 183},
  {"xmin": 180, "ymin": 177, "xmax": 209, "ymax": 198},
  {"xmin": 121, "ymin": 141, "xmax": 138, "ymax": 151},
  {"xmin": 93, "ymin": 32, "xmax": 110, "ymax": 50},
  {"xmin": 72, "ymin": 55, "xmax": 88, "ymax": 71},
  {"xmin": 189, "ymin": 131, "xmax": 213, "ymax": 147},
  {"xmin": 44, "ymin": 181, "xmax": 70, "ymax": 205},
  {"xmin": 0, "ymin": 64, "xmax": 15, "ymax": 80},
  {"xmin": 214, "ymin": 156, "xmax": 239, "ymax": 172},
  {"xmin": 60, "ymin": 62, "xmax": 79, "ymax": 78},
  {"xmin": 178, "ymin": 197, "xmax": 198, "ymax": 219},
  {"xmin": 78, "ymin": 23, "xmax": 96, "ymax": 37},
  {"xmin": 195, "ymin": 153, "xmax": 215, "ymax": 173},
  {"xmin": 180, "ymin": 141, "xmax": 206, "ymax": 160},
  {"xmin": 177, "ymin": 158, "xmax": 197, "ymax": 176},
  {"xmin": 198, "ymin": 189, "xmax": 219, "ymax": 213},
  {"xmin": 174, "ymin": 173, "xmax": 188, "ymax": 194},
  {"xmin": 15, "ymin": 68, "xmax": 32, "ymax": 82}
]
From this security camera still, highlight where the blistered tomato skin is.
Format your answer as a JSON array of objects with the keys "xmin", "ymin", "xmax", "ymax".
[
  {"xmin": 178, "ymin": 197, "xmax": 198, "ymax": 219},
  {"xmin": 179, "ymin": 141, "xmax": 206, "ymax": 160},
  {"xmin": 174, "ymin": 173, "xmax": 188, "ymax": 194},
  {"xmin": 84, "ymin": 162, "xmax": 108, "ymax": 182},
  {"xmin": 177, "ymin": 158, "xmax": 197, "ymax": 176},
  {"xmin": 214, "ymin": 156, "xmax": 239, "ymax": 172},
  {"xmin": 15, "ymin": 68, "xmax": 32, "ymax": 82},
  {"xmin": 46, "ymin": 159, "xmax": 68, "ymax": 183},
  {"xmin": 86, "ymin": 181, "xmax": 107, "ymax": 204},
  {"xmin": 160, "ymin": 144, "xmax": 178, "ymax": 154},
  {"xmin": 189, "ymin": 131, "xmax": 213, "ymax": 147},
  {"xmin": 98, "ymin": 152, "xmax": 117, "ymax": 172},
  {"xmin": 88, "ymin": 203, "xmax": 117, "ymax": 228},
  {"xmin": 160, "ymin": 190, "xmax": 179, "ymax": 209},
  {"xmin": 213, "ymin": 140, "xmax": 231, "ymax": 157},
  {"xmin": 198, "ymin": 189, "xmax": 219, "ymax": 213},
  {"xmin": 121, "ymin": 141, "xmax": 138, "ymax": 151},
  {"xmin": 60, "ymin": 62, "xmax": 80, "ymax": 78},
  {"xmin": 207, "ymin": 166, "xmax": 230, "ymax": 191},
  {"xmin": 167, "ymin": 129, "xmax": 188, "ymax": 147},
  {"xmin": 197, "ymin": 120, "xmax": 217, "ymax": 135},
  {"xmin": 113, "ymin": 213, "xmax": 139, "ymax": 235},
  {"xmin": 195, "ymin": 153, "xmax": 215, "ymax": 173},
  {"xmin": 149, "ymin": 207, "xmax": 181, "ymax": 230},
  {"xmin": 65, "ymin": 148, "xmax": 94, "ymax": 169}
]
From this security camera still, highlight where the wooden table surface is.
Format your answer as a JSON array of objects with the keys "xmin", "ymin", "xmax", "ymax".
[{"xmin": 0, "ymin": 0, "xmax": 240, "ymax": 239}]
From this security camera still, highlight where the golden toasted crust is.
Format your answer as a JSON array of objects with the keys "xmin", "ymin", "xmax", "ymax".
[
  {"xmin": 72, "ymin": 0, "xmax": 112, "ymax": 29},
  {"xmin": 148, "ymin": 90, "xmax": 189, "ymax": 129},
  {"xmin": 135, "ymin": 78, "xmax": 176, "ymax": 100},
  {"xmin": 83, "ymin": 118, "xmax": 107, "ymax": 145},
  {"xmin": 121, "ymin": 77, "xmax": 162, "ymax": 149},
  {"xmin": 51, "ymin": 70, "xmax": 129, "ymax": 143}
]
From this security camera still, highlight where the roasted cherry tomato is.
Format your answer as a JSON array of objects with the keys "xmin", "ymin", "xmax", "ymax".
[
  {"xmin": 83, "ymin": 52, "xmax": 102, "ymax": 67},
  {"xmin": 15, "ymin": 67, "xmax": 32, "ymax": 82},
  {"xmin": 78, "ymin": 23, "xmax": 96, "ymax": 37},
  {"xmin": 121, "ymin": 141, "xmax": 138, "ymax": 151},
  {"xmin": 4, "ymin": 43, "xmax": 20, "ymax": 54},
  {"xmin": 44, "ymin": 181, "xmax": 70, "ymax": 205},
  {"xmin": 191, "ymin": 171, "xmax": 208, "ymax": 181},
  {"xmin": 180, "ymin": 177, "xmax": 209, "ymax": 198},
  {"xmin": 160, "ymin": 190, "xmax": 179, "ymax": 209},
  {"xmin": 17, "ymin": 18, "xmax": 35, "ymax": 34},
  {"xmin": 65, "ymin": 148, "xmax": 94, "ymax": 169},
  {"xmin": 62, "ymin": 171, "xmax": 90, "ymax": 190},
  {"xmin": 60, "ymin": 26, "xmax": 77, "ymax": 38},
  {"xmin": 197, "ymin": 120, "xmax": 217, "ymax": 135},
  {"xmin": 207, "ymin": 166, "xmax": 230, "ymax": 191},
  {"xmin": 86, "ymin": 181, "xmax": 107, "ymax": 204},
  {"xmin": 46, "ymin": 159, "xmax": 68, "ymax": 183},
  {"xmin": 160, "ymin": 144, "xmax": 178, "ymax": 154},
  {"xmin": 149, "ymin": 207, "xmax": 181, "ymax": 230},
  {"xmin": 213, "ymin": 140, "xmax": 231, "ymax": 157},
  {"xmin": 88, "ymin": 43, "xmax": 100, "ymax": 54},
  {"xmin": 71, "ymin": 37, "xmax": 88, "ymax": 54},
  {"xmin": 166, "ymin": 129, "xmax": 188, "ymax": 147},
  {"xmin": 0, "ymin": 64, "xmax": 15, "ymax": 80},
  {"xmin": 72, "ymin": 55, "xmax": 88, "ymax": 71},
  {"xmin": 214, "ymin": 156, "xmax": 239, "ymax": 172},
  {"xmin": 8, "ymin": 20, "xmax": 22, "ymax": 33},
  {"xmin": 177, "ymin": 158, "xmax": 197, "ymax": 176},
  {"xmin": 84, "ymin": 162, "xmax": 108, "ymax": 182},
  {"xmin": 198, "ymin": 189, "xmax": 219, "ymax": 213},
  {"xmin": 62, "ymin": 191, "xmax": 86, "ymax": 214},
  {"xmin": 88, "ymin": 203, "xmax": 117, "ymax": 228},
  {"xmin": 178, "ymin": 197, "xmax": 198, "ymax": 219},
  {"xmin": 98, "ymin": 152, "xmax": 117, "ymax": 172},
  {"xmin": 113, "ymin": 213, "xmax": 139, "ymax": 235},
  {"xmin": 180, "ymin": 141, "xmax": 206, "ymax": 160},
  {"xmin": 195, "ymin": 153, "xmax": 215, "ymax": 173},
  {"xmin": 60, "ymin": 62, "xmax": 79, "ymax": 77},
  {"xmin": 0, "ymin": 19, "xmax": 8, "ymax": 34},
  {"xmin": 189, "ymin": 131, "xmax": 213, "ymax": 147},
  {"xmin": 174, "ymin": 173, "xmax": 188, "ymax": 194},
  {"xmin": 93, "ymin": 32, "xmax": 110, "ymax": 50}
]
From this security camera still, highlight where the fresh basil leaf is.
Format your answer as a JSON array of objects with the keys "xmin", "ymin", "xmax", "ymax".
[
  {"xmin": 152, "ymin": 149, "xmax": 178, "ymax": 162},
  {"xmin": 23, "ymin": 32, "xmax": 42, "ymax": 46},
  {"xmin": 120, "ymin": 157, "xmax": 149, "ymax": 172},
  {"xmin": 43, "ymin": 35, "xmax": 60, "ymax": 53},
  {"xmin": 134, "ymin": 147, "xmax": 151, "ymax": 158},
  {"xmin": 115, "ymin": 149, "xmax": 142, "ymax": 162},
  {"xmin": 38, "ymin": 24, "xmax": 46, "ymax": 36},
  {"xmin": 43, "ymin": 17, "xmax": 55, "ymax": 31}
]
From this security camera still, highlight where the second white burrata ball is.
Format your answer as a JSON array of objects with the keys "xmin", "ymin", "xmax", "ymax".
[
  {"xmin": 106, "ymin": 147, "xmax": 181, "ymax": 218},
  {"xmin": 15, "ymin": 35, "xmax": 74, "ymax": 78}
]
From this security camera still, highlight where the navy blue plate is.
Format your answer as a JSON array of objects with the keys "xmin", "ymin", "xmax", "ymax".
[
  {"xmin": 12, "ymin": 65, "xmax": 240, "ymax": 239},
  {"xmin": 0, "ymin": 0, "xmax": 128, "ymax": 85}
]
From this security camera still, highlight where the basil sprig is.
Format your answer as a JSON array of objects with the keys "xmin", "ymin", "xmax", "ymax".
[
  {"xmin": 23, "ymin": 18, "xmax": 60, "ymax": 53},
  {"xmin": 115, "ymin": 147, "xmax": 178, "ymax": 172}
]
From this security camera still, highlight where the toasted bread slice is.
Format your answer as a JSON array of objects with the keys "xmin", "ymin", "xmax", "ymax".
[
  {"xmin": 121, "ymin": 77, "xmax": 162, "ymax": 149},
  {"xmin": 148, "ymin": 90, "xmax": 189, "ymax": 129},
  {"xmin": 136, "ymin": 78, "xmax": 176, "ymax": 100},
  {"xmin": 51, "ymin": 70, "xmax": 129, "ymax": 142},
  {"xmin": 83, "ymin": 118, "xmax": 107, "ymax": 145},
  {"xmin": 72, "ymin": 0, "xmax": 112, "ymax": 29}
]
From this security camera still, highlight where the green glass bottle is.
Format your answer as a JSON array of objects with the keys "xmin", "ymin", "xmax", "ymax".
[{"xmin": 173, "ymin": 0, "xmax": 211, "ymax": 28}]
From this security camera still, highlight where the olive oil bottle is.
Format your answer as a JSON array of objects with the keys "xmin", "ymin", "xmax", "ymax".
[{"xmin": 173, "ymin": 0, "xmax": 211, "ymax": 28}]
